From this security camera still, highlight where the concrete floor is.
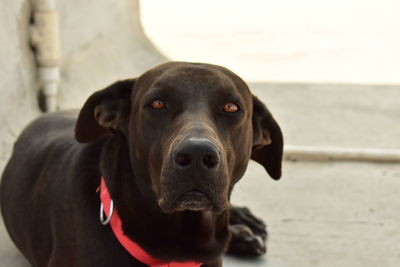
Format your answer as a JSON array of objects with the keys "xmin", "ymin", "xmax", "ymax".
[
  {"xmin": 231, "ymin": 161, "xmax": 400, "ymax": 267},
  {"xmin": 1, "ymin": 82, "xmax": 399, "ymax": 267},
  {"xmin": 2, "ymin": 160, "xmax": 400, "ymax": 267}
]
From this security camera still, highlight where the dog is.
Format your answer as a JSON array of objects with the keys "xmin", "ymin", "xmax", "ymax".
[{"xmin": 1, "ymin": 62, "xmax": 283, "ymax": 267}]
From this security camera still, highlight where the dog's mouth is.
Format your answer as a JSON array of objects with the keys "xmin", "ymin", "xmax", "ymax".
[
  {"xmin": 172, "ymin": 190, "xmax": 213, "ymax": 211},
  {"xmin": 159, "ymin": 190, "xmax": 213, "ymax": 212}
]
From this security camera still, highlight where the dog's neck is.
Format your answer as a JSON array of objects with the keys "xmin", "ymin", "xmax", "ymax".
[{"xmin": 100, "ymin": 135, "xmax": 230, "ymax": 263}]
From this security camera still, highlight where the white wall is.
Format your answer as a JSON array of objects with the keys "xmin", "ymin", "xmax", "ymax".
[
  {"xmin": 0, "ymin": 0, "xmax": 40, "ymax": 172},
  {"xmin": 141, "ymin": 0, "xmax": 400, "ymax": 84},
  {"xmin": 56, "ymin": 0, "xmax": 166, "ymax": 109},
  {"xmin": 0, "ymin": 0, "xmax": 166, "ymax": 172}
]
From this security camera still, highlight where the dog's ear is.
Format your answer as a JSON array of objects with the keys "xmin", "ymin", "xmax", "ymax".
[
  {"xmin": 251, "ymin": 95, "xmax": 284, "ymax": 180},
  {"xmin": 75, "ymin": 79, "xmax": 135, "ymax": 143}
]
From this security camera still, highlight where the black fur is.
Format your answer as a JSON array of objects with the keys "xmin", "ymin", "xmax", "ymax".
[{"xmin": 1, "ymin": 62, "xmax": 283, "ymax": 267}]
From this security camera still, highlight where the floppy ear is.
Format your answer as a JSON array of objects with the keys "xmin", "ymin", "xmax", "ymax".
[
  {"xmin": 75, "ymin": 79, "xmax": 135, "ymax": 143},
  {"xmin": 251, "ymin": 95, "xmax": 284, "ymax": 180}
]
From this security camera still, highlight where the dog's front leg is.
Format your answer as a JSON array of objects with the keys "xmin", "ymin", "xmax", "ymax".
[{"xmin": 227, "ymin": 206, "xmax": 267, "ymax": 257}]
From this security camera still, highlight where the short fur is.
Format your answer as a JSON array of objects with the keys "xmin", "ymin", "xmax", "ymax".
[{"xmin": 1, "ymin": 62, "xmax": 283, "ymax": 267}]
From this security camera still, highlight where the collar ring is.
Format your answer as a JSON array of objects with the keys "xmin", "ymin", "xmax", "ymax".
[{"xmin": 100, "ymin": 200, "xmax": 114, "ymax": 225}]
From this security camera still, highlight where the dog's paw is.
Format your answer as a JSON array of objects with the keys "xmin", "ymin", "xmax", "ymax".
[
  {"xmin": 229, "ymin": 206, "xmax": 267, "ymax": 241},
  {"xmin": 227, "ymin": 224, "xmax": 266, "ymax": 257}
]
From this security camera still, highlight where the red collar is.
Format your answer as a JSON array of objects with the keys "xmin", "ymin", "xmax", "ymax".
[{"xmin": 99, "ymin": 177, "xmax": 202, "ymax": 267}]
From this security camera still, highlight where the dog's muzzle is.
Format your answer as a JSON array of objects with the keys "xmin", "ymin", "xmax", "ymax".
[{"xmin": 159, "ymin": 137, "xmax": 227, "ymax": 212}]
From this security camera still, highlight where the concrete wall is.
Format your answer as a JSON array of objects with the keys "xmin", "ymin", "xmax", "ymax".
[
  {"xmin": 0, "ymin": 0, "xmax": 40, "ymax": 172},
  {"xmin": 56, "ymin": 0, "xmax": 166, "ymax": 109},
  {"xmin": 0, "ymin": 0, "xmax": 166, "ymax": 172}
]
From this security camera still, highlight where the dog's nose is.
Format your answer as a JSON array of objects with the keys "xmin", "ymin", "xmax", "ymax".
[{"xmin": 175, "ymin": 138, "xmax": 220, "ymax": 169}]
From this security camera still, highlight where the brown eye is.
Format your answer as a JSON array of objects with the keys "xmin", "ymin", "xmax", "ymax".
[
  {"xmin": 223, "ymin": 102, "xmax": 239, "ymax": 113},
  {"xmin": 150, "ymin": 100, "xmax": 166, "ymax": 109}
]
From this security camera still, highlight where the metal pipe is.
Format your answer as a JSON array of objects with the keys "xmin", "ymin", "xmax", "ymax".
[
  {"xmin": 284, "ymin": 145, "xmax": 400, "ymax": 163},
  {"xmin": 30, "ymin": 0, "xmax": 60, "ymax": 112},
  {"xmin": 33, "ymin": 0, "xmax": 56, "ymax": 11}
]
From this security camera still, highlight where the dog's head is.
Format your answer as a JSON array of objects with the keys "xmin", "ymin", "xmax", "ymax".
[{"xmin": 75, "ymin": 62, "xmax": 283, "ymax": 213}]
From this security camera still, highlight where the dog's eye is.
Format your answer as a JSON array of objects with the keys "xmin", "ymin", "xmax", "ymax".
[
  {"xmin": 223, "ymin": 102, "xmax": 239, "ymax": 113},
  {"xmin": 149, "ymin": 99, "xmax": 166, "ymax": 110}
]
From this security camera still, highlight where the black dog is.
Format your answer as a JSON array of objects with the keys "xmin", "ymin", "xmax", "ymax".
[{"xmin": 1, "ymin": 62, "xmax": 283, "ymax": 267}]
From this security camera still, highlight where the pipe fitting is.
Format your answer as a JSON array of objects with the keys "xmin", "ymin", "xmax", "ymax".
[
  {"xmin": 30, "ymin": 10, "xmax": 60, "ymax": 67},
  {"xmin": 284, "ymin": 145, "xmax": 400, "ymax": 163},
  {"xmin": 30, "ymin": 0, "xmax": 60, "ymax": 112}
]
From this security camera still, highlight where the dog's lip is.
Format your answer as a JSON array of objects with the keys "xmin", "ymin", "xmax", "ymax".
[
  {"xmin": 158, "ymin": 189, "xmax": 214, "ymax": 212},
  {"xmin": 172, "ymin": 190, "xmax": 213, "ymax": 211}
]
